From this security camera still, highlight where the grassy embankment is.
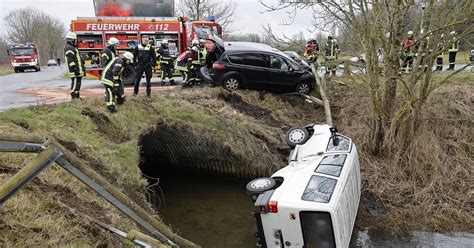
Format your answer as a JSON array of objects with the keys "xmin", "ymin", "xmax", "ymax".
[
  {"xmin": 0, "ymin": 71, "xmax": 472, "ymax": 246},
  {"xmin": 0, "ymin": 88, "xmax": 320, "ymax": 246},
  {"xmin": 0, "ymin": 64, "xmax": 14, "ymax": 76}
]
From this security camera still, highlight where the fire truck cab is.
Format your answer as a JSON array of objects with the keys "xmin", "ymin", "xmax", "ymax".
[
  {"xmin": 7, "ymin": 43, "xmax": 41, "ymax": 73},
  {"xmin": 71, "ymin": 17, "xmax": 222, "ymax": 79}
]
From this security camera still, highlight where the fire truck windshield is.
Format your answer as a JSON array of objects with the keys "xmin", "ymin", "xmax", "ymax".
[{"xmin": 10, "ymin": 48, "xmax": 34, "ymax": 56}]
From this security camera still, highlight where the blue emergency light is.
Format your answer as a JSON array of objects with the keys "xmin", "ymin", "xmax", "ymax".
[{"xmin": 208, "ymin": 16, "xmax": 216, "ymax": 22}]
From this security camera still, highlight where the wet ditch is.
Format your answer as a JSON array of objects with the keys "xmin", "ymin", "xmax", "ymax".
[{"xmin": 137, "ymin": 121, "xmax": 474, "ymax": 247}]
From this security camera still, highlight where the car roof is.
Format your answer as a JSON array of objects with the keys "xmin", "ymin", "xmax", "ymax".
[{"xmin": 224, "ymin": 41, "xmax": 288, "ymax": 57}]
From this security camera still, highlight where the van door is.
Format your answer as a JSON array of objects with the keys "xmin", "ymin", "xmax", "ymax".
[
  {"xmin": 226, "ymin": 52, "xmax": 269, "ymax": 89},
  {"xmin": 299, "ymin": 211, "xmax": 336, "ymax": 248}
]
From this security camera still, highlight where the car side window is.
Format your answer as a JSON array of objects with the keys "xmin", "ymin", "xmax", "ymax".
[
  {"xmin": 270, "ymin": 56, "xmax": 289, "ymax": 71},
  {"xmin": 244, "ymin": 53, "xmax": 269, "ymax": 67},
  {"xmin": 226, "ymin": 54, "xmax": 245, "ymax": 65}
]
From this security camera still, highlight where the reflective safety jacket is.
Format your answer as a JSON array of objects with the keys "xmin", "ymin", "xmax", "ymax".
[
  {"xmin": 449, "ymin": 37, "xmax": 459, "ymax": 52},
  {"xmin": 436, "ymin": 38, "xmax": 446, "ymax": 58},
  {"xmin": 133, "ymin": 43, "xmax": 156, "ymax": 67},
  {"xmin": 64, "ymin": 42, "xmax": 85, "ymax": 78},
  {"xmin": 157, "ymin": 45, "xmax": 172, "ymax": 65},
  {"xmin": 199, "ymin": 46, "xmax": 208, "ymax": 65},
  {"xmin": 304, "ymin": 45, "xmax": 320, "ymax": 63},
  {"xmin": 100, "ymin": 46, "xmax": 116, "ymax": 68},
  {"xmin": 402, "ymin": 35, "xmax": 417, "ymax": 56},
  {"xmin": 325, "ymin": 39, "xmax": 340, "ymax": 60},
  {"xmin": 101, "ymin": 57, "xmax": 127, "ymax": 87}
]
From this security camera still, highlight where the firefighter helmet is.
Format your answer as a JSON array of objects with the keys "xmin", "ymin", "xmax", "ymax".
[
  {"xmin": 191, "ymin": 46, "xmax": 199, "ymax": 53},
  {"xmin": 162, "ymin": 39, "xmax": 169, "ymax": 44},
  {"xmin": 408, "ymin": 31, "xmax": 414, "ymax": 35},
  {"xmin": 192, "ymin": 39, "xmax": 199, "ymax": 46},
  {"xmin": 65, "ymin": 31, "xmax": 77, "ymax": 40},
  {"xmin": 122, "ymin": 52, "xmax": 134, "ymax": 62},
  {"xmin": 108, "ymin": 37, "xmax": 119, "ymax": 46}
]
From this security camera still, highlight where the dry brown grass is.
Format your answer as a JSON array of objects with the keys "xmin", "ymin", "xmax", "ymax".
[{"xmin": 331, "ymin": 72, "xmax": 473, "ymax": 232}]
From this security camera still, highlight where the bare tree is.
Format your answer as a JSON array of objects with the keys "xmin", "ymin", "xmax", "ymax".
[
  {"xmin": 3, "ymin": 7, "xmax": 66, "ymax": 64},
  {"xmin": 177, "ymin": 0, "xmax": 237, "ymax": 33},
  {"xmin": 261, "ymin": 0, "xmax": 473, "ymax": 156}
]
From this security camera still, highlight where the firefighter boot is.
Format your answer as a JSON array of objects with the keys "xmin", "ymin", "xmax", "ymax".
[
  {"xmin": 107, "ymin": 105, "xmax": 117, "ymax": 113},
  {"xmin": 146, "ymin": 89, "xmax": 151, "ymax": 97},
  {"xmin": 117, "ymin": 96, "xmax": 125, "ymax": 105},
  {"xmin": 170, "ymin": 79, "xmax": 176, "ymax": 85}
]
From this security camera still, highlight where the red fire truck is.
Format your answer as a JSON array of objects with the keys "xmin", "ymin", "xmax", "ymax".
[
  {"xmin": 7, "ymin": 43, "xmax": 41, "ymax": 73},
  {"xmin": 70, "ymin": 17, "xmax": 222, "ymax": 78}
]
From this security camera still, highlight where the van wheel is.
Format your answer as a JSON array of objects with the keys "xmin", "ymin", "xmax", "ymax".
[
  {"xmin": 222, "ymin": 75, "xmax": 241, "ymax": 91},
  {"xmin": 296, "ymin": 81, "xmax": 311, "ymax": 95},
  {"xmin": 285, "ymin": 127, "xmax": 310, "ymax": 148},
  {"xmin": 246, "ymin": 177, "xmax": 276, "ymax": 199}
]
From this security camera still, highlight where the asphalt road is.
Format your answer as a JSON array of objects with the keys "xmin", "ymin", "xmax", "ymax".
[{"xmin": 0, "ymin": 66, "xmax": 180, "ymax": 112}]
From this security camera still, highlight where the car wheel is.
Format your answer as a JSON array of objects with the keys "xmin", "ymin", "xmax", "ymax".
[
  {"xmin": 222, "ymin": 75, "xmax": 241, "ymax": 91},
  {"xmin": 296, "ymin": 81, "xmax": 311, "ymax": 95},
  {"xmin": 285, "ymin": 127, "xmax": 310, "ymax": 148},
  {"xmin": 38, "ymin": 66, "xmax": 41, "ymax": 71},
  {"xmin": 14, "ymin": 68, "xmax": 18, "ymax": 73},
  {"xmin": 246, "ymin": 177, "xmax": 276, "ymax": 200}
]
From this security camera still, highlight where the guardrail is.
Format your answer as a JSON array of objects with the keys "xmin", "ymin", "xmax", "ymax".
[{"xmin": 0, "ymin": 135, "xmax": 199, "ymax": 247}]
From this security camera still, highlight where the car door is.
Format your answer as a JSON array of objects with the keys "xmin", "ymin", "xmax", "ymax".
[
  {"xmin": 264, "ymin": 55, "xmax": 299, "ymax": 92},
  {"xmin": 226, "ymin": 52, "xmax": 269, "ymax": 89}
]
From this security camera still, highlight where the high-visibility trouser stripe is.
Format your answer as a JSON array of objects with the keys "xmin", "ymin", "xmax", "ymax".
[
  {"xmin": 449, "ymin": 49, "xmax": 458, "ymax": 52},
  {"xmin": 76, "ymin": 51, "xmax": 83, "ymax": 75},
  {"xmin": 69, "ymin": 62, "xmax": 76, "ymax": 66},
  {"xmin": 65, "ymin": 50, "xmax": 74, "ymax": 55},
  {"xmin": 101, "ymin": 58, "xmax": 116, "ymax": 85},
  {"xmin": 160, "ymin": 61, "xmax": 169, "ymax": 64},
  {"xmin": 71, "ymin": 78, "xmax": 76, "ymax": 93},
  {"xmin": 106, "ymin": 88, "xmax": 115, "ymax": 106},
  {"xmin": 175, "ymin": 65, "xmax": 188, "ymax": 71},
  {"xmin": 101, "ymin": 79, "xmax": 114, "ymax": 87},
  {"xmin": 183, "ymin": 71, "xmax": 189, "ymax": 83}
]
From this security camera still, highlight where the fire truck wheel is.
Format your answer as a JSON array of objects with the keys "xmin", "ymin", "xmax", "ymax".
[
  {"xmin": 246, "ymin": 177, "xmax": 276, "ymax": 199},
  {"xmin": 285, "ymin": 127, "xmax": 310, "ymax": 148}
]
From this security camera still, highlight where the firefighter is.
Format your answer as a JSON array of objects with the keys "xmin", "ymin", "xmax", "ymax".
[
  {"xmin": 304, "ymin": 39, "xmax": 319, "ymax": 63},
  {"xmin": 325, "ymin": 35, "xmax": 340, "ymax": 76},
  {"xmin": 401, "ymin": 31, "xmax": 417, "ymax": 72},
  {"xmin": 447, "ymin": 31, "xmax": 460, "ymax": 70},
  {"xmin": 157, "ymin": 39, "xmax": 175, "ymax": 86},
  {"xmin": 101, "ymin": 52, "xmax": 134, "ymax": 113},
  {"xmin": 175, "ymin": 47, "xmax": 199, "ymax": 88},
  {"xmin": 64, "ymin": 31, "xmax": 85, "ymax": 100},
  {"xmin": 133, "ymin": 35, "xmax": 156, "ymax": 97},
  {"xmin": 101, "ymin": 37, "xmax": 119, "ymax": 68},
  {"xmin": 435, "ymin": 34, "xmax": 446, "ymax": 71},
  {"xmin": 199, "ymin": 39, "xmax": 208, "ymax": 65},
  {"xmin": 190, "ymin": 39, "xmax": 202, "ymax": 85}
]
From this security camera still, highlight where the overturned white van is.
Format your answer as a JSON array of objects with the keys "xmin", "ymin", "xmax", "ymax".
[{"xmin": 246, "ymin": 124, "xmax": 361, "ymax": 248}]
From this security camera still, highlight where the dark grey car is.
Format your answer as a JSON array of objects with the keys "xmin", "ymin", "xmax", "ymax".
[{"xmin": 201, "ymin": 41, "xmax": 315, "ymax": 94}]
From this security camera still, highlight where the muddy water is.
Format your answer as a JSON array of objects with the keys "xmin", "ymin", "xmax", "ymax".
[{"xmin": 152, "ymin": 173, "xmax": 474, "ymax": 248}]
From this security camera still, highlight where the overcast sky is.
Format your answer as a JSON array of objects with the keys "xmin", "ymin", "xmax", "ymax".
[{"xmin": 0, "ymin": 0, "xmax": 315, "ymax": 38}]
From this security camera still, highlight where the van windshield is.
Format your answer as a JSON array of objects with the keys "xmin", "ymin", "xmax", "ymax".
[{"xmin": 10, "ymin": 48, "xmax": 34, "ymax": 56}]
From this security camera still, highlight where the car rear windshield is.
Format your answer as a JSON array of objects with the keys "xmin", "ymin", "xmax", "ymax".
[
  {"xmin": 226, "ymin": 53, "xmax": 268, "ymax": 67},
  {"xmin": 301, "ymin": 175, "xmax": 337, "ymax": 203},
  {"xmin": 315, "ymin": 154, "xmax": 347, "ymax": 177}
]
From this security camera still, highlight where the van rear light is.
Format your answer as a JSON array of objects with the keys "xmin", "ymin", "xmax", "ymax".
[
  {"xmin": 212, "ymin": 63, "xmax": 226, "ymax": 70},
  {"xmin": 268, "ymin": 201, "xmax": 278, "ymax": 213}
]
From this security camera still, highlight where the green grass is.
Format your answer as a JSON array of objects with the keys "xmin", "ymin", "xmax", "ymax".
[{"xmin": 0, "ymin": 64, "xmax": 14, "ymax": 76}]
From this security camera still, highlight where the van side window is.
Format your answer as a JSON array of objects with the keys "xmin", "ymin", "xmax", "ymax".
[
  {"xmin": 302, "ymin": 175, "xmax": 337, "ymax": 203},
  {"xmin": 315, "ymin": 154, "xmax": 347, "ymax": 177}
]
